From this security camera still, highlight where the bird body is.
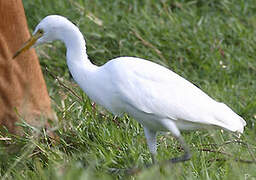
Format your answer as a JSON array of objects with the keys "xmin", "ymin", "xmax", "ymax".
[
  {"xmin": 70, "ymin": 55, "xmax": 245, "ymax": 133},
  {"xmin": 13, "ymin": 15, "xmax": 246, "ymax": 163}
]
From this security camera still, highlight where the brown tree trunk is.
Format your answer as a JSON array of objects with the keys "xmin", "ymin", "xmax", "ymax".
[{"xmin": 0, "ymin": 0, "xmax": 56, "ymax": 134}]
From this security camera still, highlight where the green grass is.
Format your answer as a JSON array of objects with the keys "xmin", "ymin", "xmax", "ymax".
[{"xmin": 1, "ymin": 0, "xmax": 256, "ymax": 179}]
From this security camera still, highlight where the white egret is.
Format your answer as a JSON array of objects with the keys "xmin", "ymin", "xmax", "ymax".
[{"xmin": 13, "ymin": 15, "xmax": 246, "ymax": 164}]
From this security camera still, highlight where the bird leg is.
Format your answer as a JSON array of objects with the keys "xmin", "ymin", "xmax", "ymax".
[
  {"xmin": 161, "ymin": 120, "xmax": 191, "ymax": 163},
  {"xmin": 151, "ymin": 153, "xmax": 157, "ymax": 164},
  {"xmin": 169, "ymin": 136, "xmax": 191, "ymax": 163},
  {"xmin": 144, "ymin": 127, "xmax": 158, "ymax": 164}
]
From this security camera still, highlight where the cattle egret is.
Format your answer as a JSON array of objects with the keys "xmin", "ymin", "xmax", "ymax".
[{"xmin": 13, "ymin": 15, "xmax": 246, "ymax": 164}]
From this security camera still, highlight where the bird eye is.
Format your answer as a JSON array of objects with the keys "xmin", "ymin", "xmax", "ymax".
[{"xmin": 38, "ymin": 29, "xmax": 44, "ymax": 35}]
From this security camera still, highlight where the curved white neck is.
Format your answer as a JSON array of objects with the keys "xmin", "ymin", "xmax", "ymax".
[{"xmin": 59, "ymin": 24, "xmax": 98, "ymax": 84}]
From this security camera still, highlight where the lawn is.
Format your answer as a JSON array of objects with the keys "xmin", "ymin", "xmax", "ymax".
[{"xmin": 1, "ymin": 0, "xmax": 256, "ymax": 179}]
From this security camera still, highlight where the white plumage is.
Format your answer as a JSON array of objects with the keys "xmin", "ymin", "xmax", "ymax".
[{"xmin": 14, "ymin": 15, "xmax": 246, "ymax": 163}]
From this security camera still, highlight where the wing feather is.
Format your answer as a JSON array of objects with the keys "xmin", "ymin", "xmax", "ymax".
[{"xmin": 105, "ymin": 57, "xmax": 245, "ymax": 132}]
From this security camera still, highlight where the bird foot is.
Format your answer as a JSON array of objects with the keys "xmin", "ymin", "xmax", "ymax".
[{"xmin": 169, "ymin": 152, "xmax": 191, "ymax": 163}]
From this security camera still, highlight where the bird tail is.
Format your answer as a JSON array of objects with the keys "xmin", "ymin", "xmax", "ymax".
[{"xmin": 213, "ymin": 103, "xmax": 246, "ymax": 133}]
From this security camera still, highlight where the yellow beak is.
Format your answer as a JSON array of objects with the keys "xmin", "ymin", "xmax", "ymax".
[{"xmin": 13, "ymin": 31, "xmax": 42, "ymax": 59}]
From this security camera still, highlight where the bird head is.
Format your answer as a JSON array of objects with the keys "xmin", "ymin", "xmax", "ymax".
[{"xmin": 13, "ymin": 15, "xmax": 72, "ymax": 59}]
